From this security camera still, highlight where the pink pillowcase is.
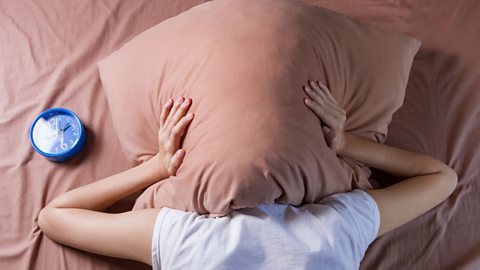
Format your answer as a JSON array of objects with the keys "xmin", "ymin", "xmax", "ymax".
[{"xmin": 98, "ymin": 0, "xmax": 421, "ymax": 215}]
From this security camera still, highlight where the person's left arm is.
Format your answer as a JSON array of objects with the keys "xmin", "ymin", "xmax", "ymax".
[{"xmin": 38, "ymin": 96, "xmax": 194, "ymax": 265}]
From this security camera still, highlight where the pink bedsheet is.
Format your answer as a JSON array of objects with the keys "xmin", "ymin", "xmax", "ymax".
[{"xmin": 1, "ymin": 0, "xmax": 479, "ymax": 269}]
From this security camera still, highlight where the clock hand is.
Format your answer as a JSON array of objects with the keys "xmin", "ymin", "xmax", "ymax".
[
  {"xmin": 55, "ymin": 117, "xmax": 59, "ymax": 136},
  {"xmin": 60, "ymin": 122, "xmax": 71, "ymax": 132}
]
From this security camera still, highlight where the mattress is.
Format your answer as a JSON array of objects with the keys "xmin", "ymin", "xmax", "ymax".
[{"xmin": 1, "ymin": 0, "xmax": 479, "ymax": 269}]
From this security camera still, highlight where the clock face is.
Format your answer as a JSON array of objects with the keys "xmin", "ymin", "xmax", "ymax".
[{"xmin": 31, "ymin": 112, "xmax": 82, "ymax": 155}]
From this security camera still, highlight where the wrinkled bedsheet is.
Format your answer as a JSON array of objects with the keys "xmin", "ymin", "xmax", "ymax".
[{"xmin": 1, "ymin": 0, "xmax": 479, "ymax": 269}]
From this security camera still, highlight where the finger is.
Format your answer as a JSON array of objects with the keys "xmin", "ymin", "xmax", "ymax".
[
  {"xmin": 306, "ymin": 81, "xmax": 343, "ymax": 115},
  {"xmin": 309, "ymin": 80, "xmax": 327, "ymax": 94},
  {"xmin": 164, "ymin": 96, "xmax": 185, "ymax": 130},
  {"xmin": 304, "ymin": 98, "xmax": 339, "ymax": 129},
  {"xmin": 322, "ymin": 126, "xmax": 335, "ymax": 148},
  {"xmin": 166, "ymin": 97, "xmax": 192, "ymax": 133},
  {"xmin": 167, "ymin": 97, "xmax": 191, "ymax": 133},
  {"xmin": 170, "ymin": 113, "xmax": 194, "ymax": 147},
  {"xmin": 305, "ymin": 81, "xmax": 335, "ymax": 107},
  {"xmin": 316, "ymin": 81, "xmax": 338, "ymax": 104},
  {"xmin": 331, "ymin": 135, "xmax": 341, "ymax": 151},
  {"xmin": 304, "ymin": 83, "xmax": 325, "ymax": 103},
  {"xmin": 304, "ymin": 85, "xmax": 343, "ymax": 118},
  {"xmin": 168, "ymin": 149, "xmax": 185, "ymax": 176},
  {"xmin": 160, "ymin": 98, "xmax": 174, "ymax": 126},
  {"xmin": 305, "ymin": 82, "xmax": 346, "ymax": 123},
  {"xmin": 304, "ymin": 94, "xmax": 345, "ymax": 129},
  {"xmin": 309, "ymin": 80, "xmax": 323, "ymax": 92}
]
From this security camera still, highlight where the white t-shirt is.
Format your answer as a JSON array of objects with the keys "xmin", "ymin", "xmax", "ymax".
[{"xmin": 151, "ymin": 189, "xmax": 380, "ymax": 270}]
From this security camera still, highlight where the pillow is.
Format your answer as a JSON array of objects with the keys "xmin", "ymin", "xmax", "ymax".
[{"xmin": 98, "ymin": 0, "xmax": 421, "ymax": 215}]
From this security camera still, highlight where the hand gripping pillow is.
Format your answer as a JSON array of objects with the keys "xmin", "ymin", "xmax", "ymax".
[{"xmin": 98, "ymin": 0, "xmax": 421, "ymax": 215}]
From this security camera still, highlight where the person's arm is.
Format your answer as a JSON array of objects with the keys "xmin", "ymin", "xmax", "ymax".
[
  {"xmin": 43, "ymin": 154, "xmax": 167, "ymax": 212},
  {"xmin": 303, "ymin": 80, "xmax": 457, "ymax": 238},
  {"xmin": 338, "ymin": 132, "xmax": 457, "ymax": 238},
  {"xmin": 338, "ymin": 132, "xmax": 453, "ymax": 180},
  {"xmin": 38, "ymin": 96, "xmax": 194, "ymax": 265}
]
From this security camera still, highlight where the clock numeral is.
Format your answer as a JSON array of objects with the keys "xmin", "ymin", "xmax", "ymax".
[
  {"xmin": 61, "ymin": 142, "xmax": 68, "ymax": 150},
  {"xmin": 74, "ymin": 131, "xmax": 78, "ymax": 136}
]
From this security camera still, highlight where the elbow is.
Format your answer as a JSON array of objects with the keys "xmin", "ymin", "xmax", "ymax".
[
  {"xmin": 38, "ymin": 197, "xmax": 63, "ymax": 235},
  {"xmin": 444, "ymin": 167, "xmax": 458, "ymax": 194},
  {"xmin": 38, "ymin": 206, "xmax": 70, "ymax": 246},
  {"xmin": 438, "ymin": 166, "xmax": 458, "ymax": 199},
  {"xmin": 38, "ymin": 206, "xmax": 55, "ymax": 236},
  {"xmin": 38, "ymin": 207, "xmax": 49, "ymax": 233}
]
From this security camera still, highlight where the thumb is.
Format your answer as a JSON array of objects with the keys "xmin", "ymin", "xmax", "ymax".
[
  {"xmin": 168, "ymin": 149, "xmax": 185, "ymax": 176},
  {"xmin": 322, "ymin": 126, "xmax": 335, "ymax": 148},
  {"xmin": 322, "ymin": 126, "xmax": 331, "ymax": 135}
]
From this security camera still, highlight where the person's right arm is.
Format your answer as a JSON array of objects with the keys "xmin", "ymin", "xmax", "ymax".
[{"xmin": 303, "ymin": 80, "xmax": 458, "ymax": 238}]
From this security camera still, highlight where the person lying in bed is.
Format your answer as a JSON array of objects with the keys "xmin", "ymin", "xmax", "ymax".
[{"xmin": 38, "ymin": 80, "xmax": 457, "ymax": 269}]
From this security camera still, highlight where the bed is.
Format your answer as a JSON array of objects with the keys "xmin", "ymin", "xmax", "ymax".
[{"xmin": 1, "ymin": 0, "xmax": 479, "ymax": 269}]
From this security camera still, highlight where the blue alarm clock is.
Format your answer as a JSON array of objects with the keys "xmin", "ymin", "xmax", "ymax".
[{"xmin": 29, "ymin": 108, "xmax": 86, "ymax": 162}]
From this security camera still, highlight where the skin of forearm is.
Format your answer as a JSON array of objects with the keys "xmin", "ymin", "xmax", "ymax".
[
  {"xmin": 338, "ymin": 132, "xmax": 450, "ymax": 179},
  {"xmin": 45, "ymin": 154, "xmax": 167, "ymax": 212}
]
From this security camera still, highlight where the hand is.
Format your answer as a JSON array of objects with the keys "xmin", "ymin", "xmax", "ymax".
[
  {"xmin": 303, "ymin": 80, "xmax": 346, "ymax": 153},
  {"xmin": 154, "ymin": 96, "xmax": 194, "ymax": 177}
]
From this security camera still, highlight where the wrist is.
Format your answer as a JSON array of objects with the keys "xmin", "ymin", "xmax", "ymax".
[
  {"xmin": 337, "ymin": 131, "xmax": 350, "ymax": 156},
  {"xmin": 146, "ymin": 154, "xmax": 170, "ymax": 180}
]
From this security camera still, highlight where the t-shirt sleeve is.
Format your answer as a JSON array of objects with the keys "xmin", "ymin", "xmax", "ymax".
[{"xmin": 319, "ymin": 189, "xmax": 381, "ymax": 262}]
